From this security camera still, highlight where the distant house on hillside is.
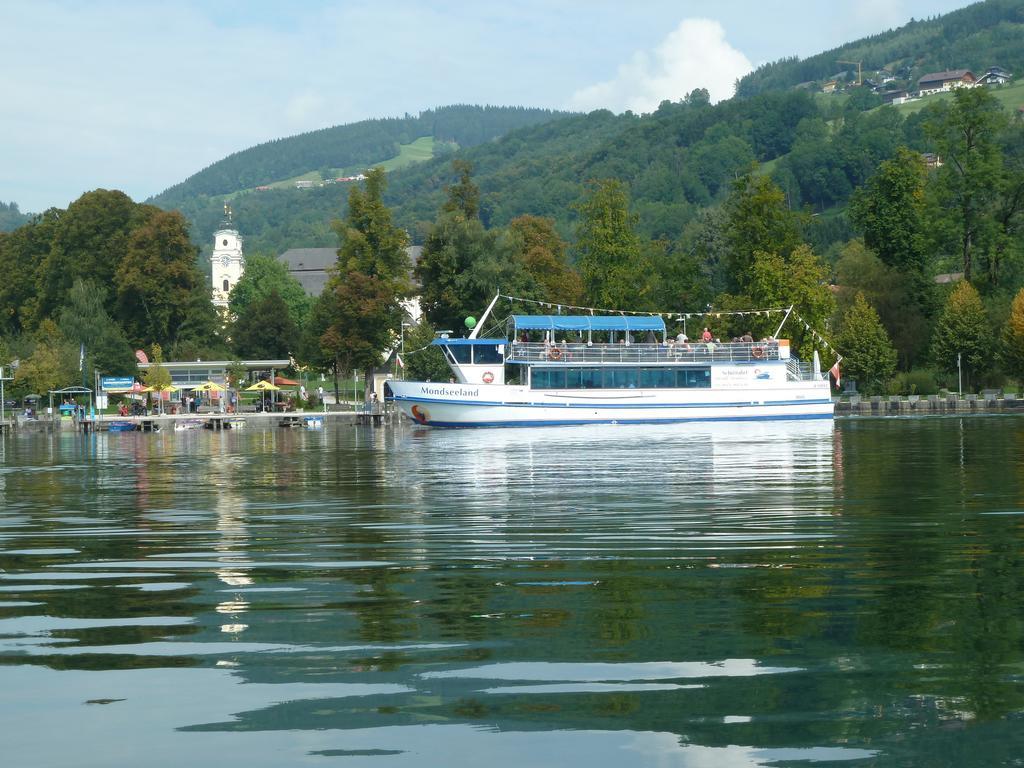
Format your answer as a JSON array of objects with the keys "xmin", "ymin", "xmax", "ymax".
[
  {"xmin": 882, "ymin": 89, "xmax": 911, "ymax": 105},
  {"xmin": 821, "ymin": 80, "xmax": 839, "ymax": 94},
  {"xmin": 978, "ymin": 66, "xmax": 1012, "ymax": 86},
  {"xmin": 921, "ymin": 153, "xmax": 943, "ymax": 169},
  {"xmin": 918, "ymin": 69, "xmax": 976, "ymax": 96},
  {"xmin": 277, "ymin": 246, "xmax": 423, "ymax": 297},
  {"xmin": 294, "ymin": 180, "xmax": 315, "ymax": 189}
]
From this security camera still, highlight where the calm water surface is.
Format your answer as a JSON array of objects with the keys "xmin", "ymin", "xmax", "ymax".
[{"xmin": 2, "ymin": 418, "xmax": 1024, "ymax": 767}]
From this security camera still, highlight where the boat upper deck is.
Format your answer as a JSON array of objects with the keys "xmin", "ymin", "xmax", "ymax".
[{"xmin": 506, "ymin": 340, "xmax": 784, "ymax": 366}]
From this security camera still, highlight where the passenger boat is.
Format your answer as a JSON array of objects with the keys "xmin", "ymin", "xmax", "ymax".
[{"xmin": 387, "ymin": 296, "xmax": 836, "ymax": 428}]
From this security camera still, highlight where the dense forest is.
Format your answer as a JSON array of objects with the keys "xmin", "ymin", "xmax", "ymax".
[
  {"xmin": 151, "ymin": 105, "xmax": 570, "ymax": 205},
  {"xmin": 0, "ymin": 202, "xmax": 30, "ymax": 233},
  {"xmin": 737, "ymin": 0, "xmax": 1024, "ymax": 96}
]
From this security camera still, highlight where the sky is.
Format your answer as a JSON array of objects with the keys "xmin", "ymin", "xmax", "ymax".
[{"xmin": 2, "ymin": 0, "xmax": 972, "ymax": 214}]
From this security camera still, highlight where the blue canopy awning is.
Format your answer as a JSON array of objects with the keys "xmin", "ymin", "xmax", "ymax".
[
  {"xmin": 431, "ymin": 338, "xmax": 506, "ymax": 346},
  {"xmin": 510, "ymin": 315, "xmax": 666, "ymax": 333}
]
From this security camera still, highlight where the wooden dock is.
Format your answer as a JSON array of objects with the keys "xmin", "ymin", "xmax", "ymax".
[{"xmin": 0, "ymin": 406, "xmax": 396, "ymax": 435}]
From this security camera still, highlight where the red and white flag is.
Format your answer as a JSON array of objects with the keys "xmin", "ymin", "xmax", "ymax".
[
  {"xmin": 396, "ymin": 354, "xmax": 404, "ymax": 369},
  {"xmin": 829, "ymin": 361, "xmax": 841, "ymax": 387}
]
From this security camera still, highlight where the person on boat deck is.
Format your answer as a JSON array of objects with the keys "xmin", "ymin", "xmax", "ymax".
[
  {"xmin": 644, "ymin": 329, "xmax": 657, "ymax": 344},
  {"xmin": 701, "ymin": 327, "xmax": 713, "ymax": 343},
  {"xmin": 741, "ymin": 331, "xmax": 754, "ymax": 343},
  {"xmin": 519, "ymin": 331, "xmax": 529, "ymax": 343}
]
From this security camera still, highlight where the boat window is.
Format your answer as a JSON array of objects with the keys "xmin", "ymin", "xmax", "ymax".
[
  {"xmin": 532, "ymin": 368, "xmax": 566, "ymax": 389},
  {"xmin": 532, "ymin": 366, "xmax": 712, "ymax": 390},
  {"xmin": 446, "ymin": 345, "xmax": 472, "ymax": 364},
  {"xmin": 677, "ymin": 368, "xmax": 711, "ymax": 388},
  {"xmin": 473, "ymin": 344, "xmax": 504, "ymax": 364},
  {"xmin": 580, "ymin": 368, "xmax": 602, "ymax": 389}
]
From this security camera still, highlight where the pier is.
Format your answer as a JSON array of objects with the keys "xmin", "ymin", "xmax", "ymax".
[
  {"xmin": 2, "ymin": 407, "xmax": 396, "ymax": 434},
  {"xmin": 835, "ymin": 392, "xmax": 1024, "ymax": 416}
]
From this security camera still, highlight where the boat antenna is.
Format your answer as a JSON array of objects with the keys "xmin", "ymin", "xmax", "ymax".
[
  {"xmin": 469, "ymin": 291, "xmax": 501, "ymax": 339},
  {"xmin": 774, "ymin": 305, "xmax": 794, "ymax": 339}
]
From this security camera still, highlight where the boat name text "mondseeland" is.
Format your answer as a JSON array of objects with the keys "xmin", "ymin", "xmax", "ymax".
[{"xmin": 421, "ymin": 386, "xmax": 480, "ymax": 398}]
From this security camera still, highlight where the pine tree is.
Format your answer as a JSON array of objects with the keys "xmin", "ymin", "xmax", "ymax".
[{"xmin": 835, "ymin": 292, "xmax": 897, "ymax": 394}]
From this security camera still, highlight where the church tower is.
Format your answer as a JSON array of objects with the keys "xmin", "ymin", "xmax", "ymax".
[{"xmin": 211, "ymin": 203, "xmax": 244, "ymax": 310}]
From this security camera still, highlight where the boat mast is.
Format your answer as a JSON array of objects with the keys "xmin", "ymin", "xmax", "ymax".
[
  {"xmin": 774, "ymin": 305, "xmax": 794, "ymax": 339},
  {"xmin": 469, "ymin": 292, "xmax": 501, "ymax": 339}
]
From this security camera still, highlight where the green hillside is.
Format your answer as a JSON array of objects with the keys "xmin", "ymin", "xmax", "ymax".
[
  {"xmin": 151, "ymin": 105, "xmax": 567, "ymax": 209},
  {"xmin": 737, "ymin": 0, "xmax": 1024, "ymax": 97}
]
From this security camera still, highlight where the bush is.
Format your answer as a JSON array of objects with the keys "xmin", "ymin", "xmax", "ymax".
[{"xmin": 887, "ymin": 368, "xmax": 940, "ymax": 396}]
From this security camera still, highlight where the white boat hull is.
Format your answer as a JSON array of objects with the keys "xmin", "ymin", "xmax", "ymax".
[{"xmin": 388, "ymin": 381, "xmax": 833, "ymax": 427}]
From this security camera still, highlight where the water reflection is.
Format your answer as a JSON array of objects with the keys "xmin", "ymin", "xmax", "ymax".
[{"xmin": 3, "ymin": 418, "xmax": 1024, "ymax": 766}]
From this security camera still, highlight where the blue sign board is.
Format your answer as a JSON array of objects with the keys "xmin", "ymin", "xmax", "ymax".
[{"xmin": 101, "ymin": 376, "xmax": 136, "ymax": 391}]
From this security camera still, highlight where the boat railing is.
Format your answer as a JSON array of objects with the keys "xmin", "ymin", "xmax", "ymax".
[
  {"xmin": 506, "ymin": 341, "xmax": 782, "ymax": 366},
  {"xmin": 786, "ymin": 359, "xmax": 818, "ymax": 382}
]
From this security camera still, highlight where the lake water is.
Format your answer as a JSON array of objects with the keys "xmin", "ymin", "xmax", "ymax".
[{"xmin": 2, "ymin": 417, "xmax": 1024, "ymax": 767}]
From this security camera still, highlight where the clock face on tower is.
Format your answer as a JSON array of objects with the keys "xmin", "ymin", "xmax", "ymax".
[{"xmin": 220, "ymin": 255, "xmax": 230, "ymax": 268}]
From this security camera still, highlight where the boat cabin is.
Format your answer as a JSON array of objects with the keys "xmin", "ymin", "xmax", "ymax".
[{"xmin": 435, "ymin": 314, "xmax": 801, "ymax": 388}]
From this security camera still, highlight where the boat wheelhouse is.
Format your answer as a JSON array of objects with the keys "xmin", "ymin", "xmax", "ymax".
[{"xmin": 388, "ymin": 306, "xmax": 834, "ymax": 428}]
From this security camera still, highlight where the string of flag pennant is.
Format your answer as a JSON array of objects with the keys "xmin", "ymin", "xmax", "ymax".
[{"xmin": 498, "ymin": 293, "xmax": 792, "ymax": 322}]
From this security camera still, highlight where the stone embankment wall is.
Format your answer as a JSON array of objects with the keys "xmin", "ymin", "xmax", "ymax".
[{"xmin": 836, "ymin": 392, "xmax": 1023, "ymax": 415}]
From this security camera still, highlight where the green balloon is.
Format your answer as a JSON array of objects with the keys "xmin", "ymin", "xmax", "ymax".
[{"xmin": 464, "ymin": 316, "xmax": 477, "ymax": 329}]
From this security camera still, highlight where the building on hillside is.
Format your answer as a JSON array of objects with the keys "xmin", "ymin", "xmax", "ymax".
[
  {"xmin": 277, "ymin": 246, "xmax": 424, "ymax": 297},
  {"xmin": 821, "ymin": 80, "xmax": 839, "ymax": 94},
  {"xmin": 211, "ymin": 205, "xmax": 244, "ymax": 310},
  {"xmin": 917, "ymin": 69, "xmax": 976, "ymax": 96},
  {"xmin": 882, "ymin": 89, "xmax": 911, "ymax": 105},
  {"xmin": 979, "ymin": 66, "xmax": 1012, "ymax": 86},
  {"xmin": 921, "ymin": 152, "xmax": 943, "ymax": 169},
  {"xmin": 934, "ymin": 272, "xmax": 964, "ymax": 285}
]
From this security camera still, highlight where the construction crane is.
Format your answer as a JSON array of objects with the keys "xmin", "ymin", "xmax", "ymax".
[{"xmin": 837, "ymin": 60, "xmax": 863, "ymax": 86}]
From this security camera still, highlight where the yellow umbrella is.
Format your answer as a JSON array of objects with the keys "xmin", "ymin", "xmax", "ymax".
[
  {"xmin": 142, "ymin": 384, "xmax": 178, "ymax": 393},
  {"xmin": 193, "ymin": 381, "xmax": 225, "ymax": 392},
  {"xmin": 245, "ymin": 380, "xmax": 279, "ymax": 391}
]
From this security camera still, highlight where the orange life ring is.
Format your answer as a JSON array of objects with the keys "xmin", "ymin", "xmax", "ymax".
[
  {"xmin": 752, "ymin": 346, "xmax": 765, "ymax": 359},
  {"xmin": 482, "ymin": 371, "xmax": 495, "ymax": 384},
  {"xmin": 548, "ymin": 347, "xmax": 563, "ymax": 361}
]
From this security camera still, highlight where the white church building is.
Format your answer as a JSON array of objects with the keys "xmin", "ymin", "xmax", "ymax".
[{"xmin": 211, "ymin": 205, "xmax": 244, "ymax": 310}]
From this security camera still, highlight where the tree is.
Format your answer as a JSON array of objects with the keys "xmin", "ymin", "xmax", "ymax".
[
  {"xmin": 1000, "ymin": 287, "xmax": 1024, "ymax": 381},
  {"xmin": 931, "ymin": 281, "xmax": 992, "ymax": 390},
  {"xmin": 143, "ymin": 343, "xmax": 172, "ymax": 391},
  {"xmin": 834, "ymin": 239, "xmax": 930, "ymax": 369},
  {"xmin": 232, "ymin": 289, "xmax": 297, "ymax": 360},
  {"xmin": 13, "ymin": 319, "xmax": 78, "ymax": 395},
  {"xmin": 722, "ymin": 172, "xmax": 802, "ymax": 292},
  {"xmin": 35, "ymin": 189, "xmax": 142, "ymax": 322},
  {"xmin": 740, "ymin": 244, "xmax": 836, "ymax": 356},
  {"xmin": 228, "ymin": 253, "xmax": 311, "ymax": 331},
  {"xmin": 508, "ymin": 215, "xmax": 583, "ymax": 305},
  {"xmin": 315, "ymin": 168, "xmax": 410, "ymax": 396},
  {"xmin": 114, "ymin": 210, "xmax": 209, "ymax": 348},
  {"xmin": 58, "ymin": 279, "xmax": 136, "ymax": 384},
  {"xmin": 835, "ymin": 292, "xmax": 897, "ymax": 394},
  {"xmin": 925, "ymin": 87, "xmax": 1007, "ymax": 283},
  {"xmin": 401, "ymin": 320, "xmax": 451, "ymax": 383},
  {"xmin": 573, "ymin": 179, "xmax": 652, "ymax": 309},
  {"xmin": 332, "ymin": 167, "xmax": 410, "ymax": 284},
  {"xmin": 849, "ymin": 147, "xmax": 928, "ymax": 279},
  {"xmin": 441, "ymin": 159, "xmax": 480, "ymax": 220}
]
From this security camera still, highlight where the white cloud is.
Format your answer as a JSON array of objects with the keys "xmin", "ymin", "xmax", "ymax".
[{"xmin": 569, "ymin": 18, "xmax": 752, "ymax": 113}]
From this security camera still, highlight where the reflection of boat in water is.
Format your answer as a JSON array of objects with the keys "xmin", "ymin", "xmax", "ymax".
[
  {"xmin": 174, "ymin": 420, "xmax": 203, "ymax": 431},
  {"xmin": 389, "ymin": 295, "xmax": 836, "ymax": 428},
  {"xmin": 304, "ymin": 416, "xmax": 324, "ymax": 429},
  {"xmin": 107, "ymin": 421, "xmax": 137, "ymax": 432}
]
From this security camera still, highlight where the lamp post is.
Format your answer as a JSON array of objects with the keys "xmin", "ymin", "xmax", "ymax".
[
  {"xmin": 957, "ymin": 352, "xmax": 963, "ymax": 398},
  {"xmin": 0, "ymin": 365, "xmax": 11, "ymax": 428}
]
